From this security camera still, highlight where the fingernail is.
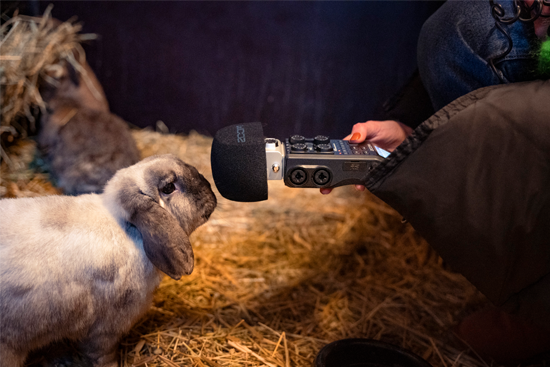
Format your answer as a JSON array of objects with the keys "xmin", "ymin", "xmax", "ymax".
[{"xmin": 351, "ymin": 132, "xmax": 361, "ymax": 141}]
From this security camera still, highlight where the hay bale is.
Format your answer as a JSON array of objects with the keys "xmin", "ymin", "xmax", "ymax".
[{"xmin": 0, "ymin": 6, "xmax": 96, "ymax": 167}]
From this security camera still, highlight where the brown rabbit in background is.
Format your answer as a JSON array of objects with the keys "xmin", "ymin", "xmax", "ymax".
[{"xmin": 38, "ymin": 43, "xmax": 140, "ymax": 195}]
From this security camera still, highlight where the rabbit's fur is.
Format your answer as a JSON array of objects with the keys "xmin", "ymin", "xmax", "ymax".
[
  {"xmin": 38, "ymin": 48, "xmax": 140, "ymax": 195},
  {"xmin": 39, "ymin": 48, "xmax": 109, "ymax": 114},
  {"xmin": 38, "ymin": 98, "xmax": 141, "ymax": 195},
  {"xmin": 0, "ymin": 155, "xmax": 217, "ymax": 367}
]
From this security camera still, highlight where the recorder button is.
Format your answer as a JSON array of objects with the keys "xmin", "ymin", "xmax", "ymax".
[
  {"xmin": 290, "ymin": 135, "xmax": 306, "ymax": 144},
  {"xmin": 313, "ymin": 135, "xmax": 330, "ymax": 145},
  {"xmin": 315, "ymin": 143, "xmax": 333, "ymax": 152},
  {"xmin": 290, "ymin": 143, "xmax": 308, "ymax": 152}
]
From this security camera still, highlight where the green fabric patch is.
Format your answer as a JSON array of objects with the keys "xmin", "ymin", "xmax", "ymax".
[{"xmin": 539, "ymin": 38, "xmax": 550, "ymax": 78}]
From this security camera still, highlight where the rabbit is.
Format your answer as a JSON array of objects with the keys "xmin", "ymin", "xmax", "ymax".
[
  {"xmin": 37, "ymin": 97, "xmax": 141, "ymax": 195},
  {"xmin": 38, "ymin": 45, "xmax": 140, "ymax": 195},
  {"xmin": 0, "ymin": 154, "xmax": 217, "ymax": 367}
]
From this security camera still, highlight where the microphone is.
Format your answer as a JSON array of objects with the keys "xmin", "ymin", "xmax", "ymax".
[
  {"xmin": 211, "ymin": 122, "xmax": 268, "ymax": 202},
  {"xmin": 211, "ymin": 123, "xmax": 389, "ymax": 202}
]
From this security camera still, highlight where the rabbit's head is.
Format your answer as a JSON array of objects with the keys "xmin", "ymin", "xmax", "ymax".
[
  {"xmin": 40, "ymin": 47, "xmax": 109, "ymax": 113},
  {"xmin": 103, "ymin": 155, "xmax": 217, "ymax": 280}
]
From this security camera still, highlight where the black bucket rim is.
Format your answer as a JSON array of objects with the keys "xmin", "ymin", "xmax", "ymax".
[{"xmin": 314, "ymin": 338, "xmax": 433, "ymax": 367}]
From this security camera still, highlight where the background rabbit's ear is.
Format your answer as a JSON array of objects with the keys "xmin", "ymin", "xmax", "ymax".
[
  {"xmin": 121, "ymin": 182, "xmax": 194, "ymax": 280},
  {"xmin": 64, "ymin": 60, "xmax": 80, "ymax": 87}
]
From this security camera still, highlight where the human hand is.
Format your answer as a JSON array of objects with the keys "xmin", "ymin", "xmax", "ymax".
[{"xmin": 320, "ymin": 120, "xmax": 413, "ymax": 195}]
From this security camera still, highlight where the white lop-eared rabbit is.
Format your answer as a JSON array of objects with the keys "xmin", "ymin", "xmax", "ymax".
[{"xmin": 0, "ymin": 154, "xmax": 217, "ymax": 367}]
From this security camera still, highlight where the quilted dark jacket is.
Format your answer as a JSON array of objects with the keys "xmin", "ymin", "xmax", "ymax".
[{"xmin": 366, "ymin": 80, "xmax": 550, "ymax": 329}]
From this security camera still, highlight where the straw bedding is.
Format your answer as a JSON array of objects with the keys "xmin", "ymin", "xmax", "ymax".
[{"xmin": 2, "ymin": 129, "xmax": 508, "ymax": 367}]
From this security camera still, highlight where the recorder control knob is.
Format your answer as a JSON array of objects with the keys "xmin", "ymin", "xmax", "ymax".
[
  {"xmin": 289, "ymin": 135, "xmax": 306, "ymax": 144},
  {"xmin": 290, "ymin": 143, "xmax": 308, "ymax": 152},
  {"xmin": 314, "ymin": 135, "xmax": 330, "ymax": 145},
  {"xmin": 315, "ymin": 143, "xmax": 333, "ymax": 152}
]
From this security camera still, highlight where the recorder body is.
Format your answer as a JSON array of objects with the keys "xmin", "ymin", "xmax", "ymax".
[
  {"xmin": 211, "ymin": 122, "xmax": 388, "ymax": 202},
  {"xmin": 266, "ymin": 135, "xmax": 387, "ymax": 189}
]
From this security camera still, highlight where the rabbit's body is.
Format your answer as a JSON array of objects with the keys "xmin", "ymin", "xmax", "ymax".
[
  {"xmin": 38, "ymin": 101, "xmax": 141, "ymax": 195},
  {"xmin": 0, "ymin": 155, "xmax": 217, "ymax": 367},
  {"xmin": 38, "ymin": 42, "xmax": 140, "ymax": 195},
  {"xmin": 0, "ymin": 195, "xmax": 160, "ymax": 365}
]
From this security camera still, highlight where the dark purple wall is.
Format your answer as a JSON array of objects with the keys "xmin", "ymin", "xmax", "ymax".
[{"xmin": 35, "ymin": 1, "xmax": 442, "ymax": 139}]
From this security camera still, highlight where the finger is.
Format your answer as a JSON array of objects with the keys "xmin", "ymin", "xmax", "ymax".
[
  {"xmin": 350, "ymin": 121, "xmax": 384, "ymax": 143},
  {"xmin": 320, "ymin": 188, "xmax": 332, "ymax": 195},
  {"xmin": 350, "ymin": 132, "xmax": 362, "ymax": 142},
  {"xmin": 350, "ymin": 122, "xmax": 369, "ymax": 143}
]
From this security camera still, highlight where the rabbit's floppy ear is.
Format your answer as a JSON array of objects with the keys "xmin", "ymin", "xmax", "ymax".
[{"xmin": 118, "ymin": 180, "xmax": 193, "ymax": 280}]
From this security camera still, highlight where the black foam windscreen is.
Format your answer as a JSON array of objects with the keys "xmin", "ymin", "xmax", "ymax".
[{"xmin": 211, "ymin": 122, "xmax": 268, "ymax": 202}]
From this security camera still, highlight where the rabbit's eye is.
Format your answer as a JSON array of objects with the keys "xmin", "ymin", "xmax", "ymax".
[{"xmin": 161, "ymin": 182, "xmax": 176, "ymax": 195}]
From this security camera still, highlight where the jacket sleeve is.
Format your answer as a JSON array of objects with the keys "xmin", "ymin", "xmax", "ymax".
[{"xmin": 365, "ymin": 80, "xmax": 550, "ymax": 329}]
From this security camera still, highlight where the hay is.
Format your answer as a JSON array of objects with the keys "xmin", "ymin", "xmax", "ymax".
[
  {"xmin": 0, "ymin": 8, "xmax": 96, "ymax": 167},
  {"xmin": 3, "ymin": 130, "xmax": 515, "ymax": 367}
]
